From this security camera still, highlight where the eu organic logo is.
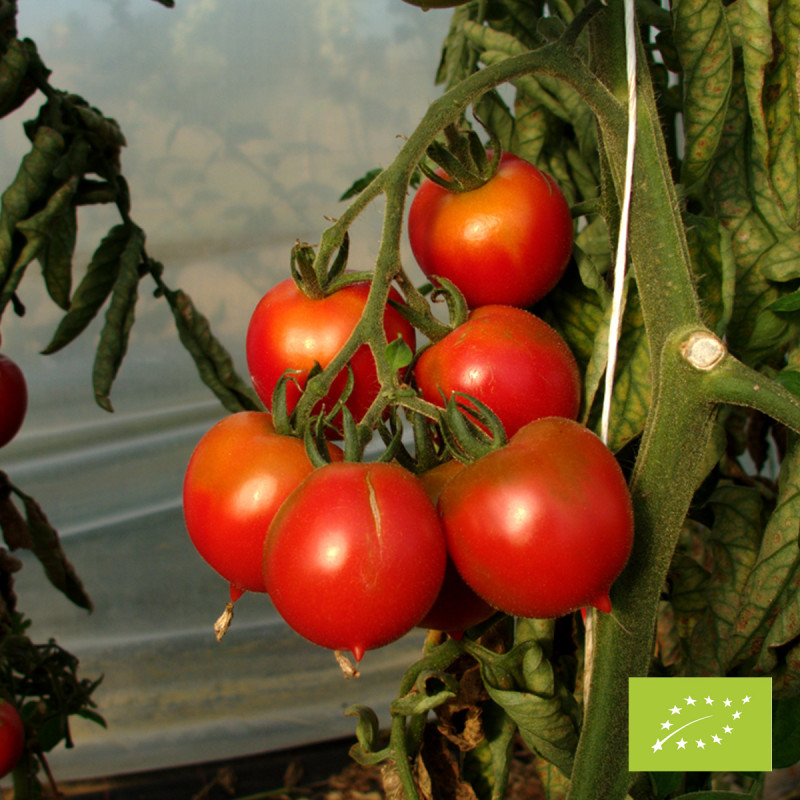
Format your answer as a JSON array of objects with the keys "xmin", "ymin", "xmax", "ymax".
[{"xmin": 628, "ymin": 677, "xmax": 772, "ymax": 771}]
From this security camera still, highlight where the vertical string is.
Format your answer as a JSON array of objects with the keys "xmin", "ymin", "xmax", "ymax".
[
  {"xmin": 600, "ymin": 0, "xmax": 639, "ymax": 447},
  {"xmin": 585, "ymin": 0, "xmax": 638, "ymax": 708}
]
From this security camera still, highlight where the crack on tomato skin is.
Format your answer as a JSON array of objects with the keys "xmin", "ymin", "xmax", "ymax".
[{"xmin": 364, "ymin": 469, "xmax": 383, "ymax": 587}]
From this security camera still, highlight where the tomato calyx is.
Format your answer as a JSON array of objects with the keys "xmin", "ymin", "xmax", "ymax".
[
  {"xmin": 440, "ymin": 391, "xmax": 508, "ymax": 463},
  {"xmin": 420, "ymin": 119, "xmax": 502, "ymax": 194},
  {"xmin": 290, "ymin": 236, "xmax": 373, "ymax": 300}
]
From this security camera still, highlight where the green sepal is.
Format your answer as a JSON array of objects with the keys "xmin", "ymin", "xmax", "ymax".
[
  {"xmin": 271, "ymin": 369, "xmax": 302, "ymax": 436},
  {"xmin": 441, "ymin": 391, "xmax": 507, "ymax": 463},
  {"xmin": 375, "ymin": 413, "xmax": 406, "ymax": 464},
  {"xmin": 344, "ymin": 704, "xmax": 383, "ymax": 757},
  {"xmin": 326, "ymin": 232, "xmax": 350, "ymax": 285}
]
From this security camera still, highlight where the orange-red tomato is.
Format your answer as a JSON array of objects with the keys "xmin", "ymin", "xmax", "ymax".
[
  {"xmin": 183, "ymin": 411, "xmax": 342, "ymax": 595},
  {"xmin": 408, "ymin": 153, "xmax": 573, "ymax": 309},
  {"xmin": 0, "ymin": 353, "xmax": 27, "ymax": 448},
  {"xmin": 0, "ymin": 700, "xmax": 24, "ymax": 778},
  {"xmin": 414, "ymin": 305, "xmax": 581, "ymax": 439},
  {"xmin": 264, "ymin": 461, "xmax": 447, "ymax": 661},
  {"xmin": 417, "ymin": 461, "xmax": 495, "ymax": 635},
  {"xmin": 245, "ymin": 279, "xmax": 415, "ymax": 434},
  {"xmin": 438, "ymin": 417, "xmax": 634, "ymax": 618}
]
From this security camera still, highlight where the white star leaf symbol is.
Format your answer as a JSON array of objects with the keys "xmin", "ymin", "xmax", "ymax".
[
  {"xmin": 723, "ymin": 698, "xmax": 732, "ymax": 707},
  {"xmin": 652, "ymin": 739, "xmax": 664, "ymax": 752},
  {"xmin": 733, "ymin": 711, "xmax": 741, "ymax": 720},
  {"xmin": 676, "ymin": 738, "xmax": 687, "ymax": 749},
  {"xmin": 661, "ymin": 720, "xmax": 673, "ymax": 730},
  {"xmin": 670, "ymin": 705, "xmax": 682, "ymax": 715},
  {"xmin": 685, "ymin": 696, "xmax": 696, "ymax": 706},
  {"xmin": 704, "ymin": 696, "xmax": 714, "ymax": 705},
  {"xmin": 742, "ymin": 695, "xmax": 751, "ymax": 704},
  {"xmin": 712, "ymin": 734, "xmax": 722, "ymax": 744},
  {"xmin": 723, "ymin": 725, "xmax": 733, "ymax": 734},
  {"xmin": 696, "ymin": 739, "xmax": 706, "ymax": 749}
]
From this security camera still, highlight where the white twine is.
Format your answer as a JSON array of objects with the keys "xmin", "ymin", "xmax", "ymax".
[{"xmin": 600, "ymin": 0, "xmax": 638, "ymax": 447}]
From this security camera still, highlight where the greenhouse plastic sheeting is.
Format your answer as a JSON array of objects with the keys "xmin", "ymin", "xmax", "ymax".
[{"xmin": 0, "ymin": 0, "xmax": 450, "ymax": 781}]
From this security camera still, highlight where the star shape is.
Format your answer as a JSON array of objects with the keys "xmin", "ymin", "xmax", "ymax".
[
  {"xmin": 685, "ymin": 696, "xmax": 696, "ymax": 706},
  {"xmin": 733, "ymin": 711, "xmax": 741, "ymax": 720},
  {"xmin": 712, "ymin": 734, "xmax": 722, "ymax": 744},
  {"xmin": 652, "ymin": 739, "xmax": 664, "ymax": 752},
  {"xmin": 670, "ymin": 705, "xmax": 682, "ymax": 715},
  {"xmin": 704, "ymin": 696, "xmax": 714, "ymax": 705},
  {"xmin": 742, "ymin": 695, "xmax": 751, "ymax": 704},
  {"xmin": 723, "ymin": 698, "xmax": 732, "ymax": 707},
  {"xmin": 676, "ymin": 738, "xmax": 687, "ymax": 749},
  {"xmin": 661, "ymin": 720, "xmax": 673, "ymax": 730},
  {"xmin": 723, "ymin": 725, "xmax": 733, "ymax": 734},
  {"xmin": 696, "ymin": 739, "xmax": 706, "ymax": 749}
]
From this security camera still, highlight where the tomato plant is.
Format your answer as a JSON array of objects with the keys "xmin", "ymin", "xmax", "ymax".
[
  {"xmin": 414, "ymin": 304, "xmax": 581, "ymax": 438},
  {"xmin": 417, "ymin": 460, "xmax": 495, "ymax": 635},
  {"xmin": 0, "ymin": 700, "xmax": 24, "ymax": 779},
  {"xmin": 246, "ymin": 278, "xmax": 415, "ymax": 432},
  {"xmin": 0, "ymin": 353, "xmax": 27, "ymax": 449},
  {"xmin": 438, "ymin": 417, "xmax": 634, "ymax": 618},
  {"xmin": 183, "ymin": 411, "xmax": 343, "ymax": 596},
  {"xmin": 408, "ymin": 152, "xmax": 573, "ymax": 309},
  {"xmin": 263, "ymin": 461, "xmax": 447, "ymax": 662}
]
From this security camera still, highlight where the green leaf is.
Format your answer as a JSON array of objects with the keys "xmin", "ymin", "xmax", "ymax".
[
  {"xmin": 685, "ymin": 213, "xmax": 736, "ymax": 337},
  {"xmin": 42, "ymin": 224, "xmax": 130, "ymax": 354},
  {"xmin": 775, "ymin": 368, "xmax": 800, "ymax": 397},
  {"xmin": 0, "ymin": 38, "xmax": 34, "ymax": 119},
  {"xmin": 767, "ymin": 290, "xmax": 800, "ymax": 313},
  {"xmin": 390, "ymin": 669, "xmax": 460, "ymax": 716},
  {"xmin": 738, "ymin": 0, "xmax": 800, "ymax": 228},
  {"xmin": 669, "ymin": 485, "xmax": 764, "ymax": 675},
  {"xmin": 463, "ymin": 702, "xmax": 516, "ymax": 800},
  {"xmin": 163, "ymin": 285, "xmax": 262, "ymax": 413},
  {"xmin": 464, "ymin": 639, "xmax": 578, "ymax": 778},
  {"xmin": 706, "ymin": 65, "xmax": 800, "ymax": 366},
  {"xmin": 772, "ymin": 694, "xmax": 800, "ymax": 769},
  {"xmin": 0, "ymin": 126, "xmax": 67, "ymax": 316},
  {"xmin": 727, "ymin": 433, "xmax": 800, "ymax": 693},
  {"xmin": 15, "ymin": 176, "xmax": 79, "ymax": 310},
  {"xmin": 92, "ymin": 225, "xmax": 145, "ymax": 411},
  {"xmin": 435, "ymin": 5, "xmax": 480, "ymax": 90},
  {"xmin": 338, "ymin": 168, "xmax": 382, "ymax": 202},
  {"xmin": 7, "ymin": 482, "xmax": 92, "ymax": 611},
  {"xmin": 673, "ymin": 0, "xmax": 733, "ymax": 190}
]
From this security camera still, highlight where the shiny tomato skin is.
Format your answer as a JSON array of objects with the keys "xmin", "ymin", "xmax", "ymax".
[
  {"xmin": 414, "ymin": 305, "xmax": 581, "ymax": 439},
  {"xmin": 0, "ymin": 700, "xmax": 24, "ymax": 778},
  {"xmin": 263, "ymin": 461, "xmax": 447, "ymax": 661},
  {"xmin": 438, "ymin": 417, "xmax": 634, "ymax": 618},
  {"xmin": 0, "ymin": 354, "xmax": 27, "ymax": 448},
  {"xmin": 417, "ymin": 461, "xmax": 495, "ymax": 634},
  {"xmin": 245, "ymin": 279, "xmax": 416, "ymax": 431},
  {"xmin": 183, "ymin": 411, "xmax": 342, "ymax": 594},
  {"xmin": 408, "ymin": 153, "xmax": 573, "ymax": 309}
]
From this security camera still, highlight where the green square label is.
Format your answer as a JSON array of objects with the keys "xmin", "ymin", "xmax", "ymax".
[{"xmin": 628, "ymin": 677, "xmax": 772, "ymax": 772}]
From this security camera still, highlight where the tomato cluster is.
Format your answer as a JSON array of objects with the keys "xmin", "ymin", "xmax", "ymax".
[{"xmin": 182, "ymin": 150, "xmax": 634, "ymax": 663}]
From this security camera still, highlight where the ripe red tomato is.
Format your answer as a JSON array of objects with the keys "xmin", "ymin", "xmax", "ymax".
[
  {"xmin": 183, "ymin": 411, "xmax": 342, "ymax": 595},
  {"xmin": 438, "ymin": 417, "xmax": 634, "ymax": 618},
  {"xmin": 417, "ymin": 461, "xmax": 495, "ymax": 635},
  {"xmin": 414, "ymin": 305, "xmax": 581, "ymax": 439},
  {"xmin": 0, "ymin": 700, "xmax": 24, "ymax": 778},
  {"xmin": 263, "ymin": 461, "xmax": 447, "ymax": 661},
  {"xmin": 0, "ymin": 353, "xmax": 27, "ymax": 448},
  {"xmin": 408, "ymin": 152, "xmax": 573, "ymax": 309},
  {"xmin": 246, "ymin": 279, "xmax": 416, "ymax": 432}
]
